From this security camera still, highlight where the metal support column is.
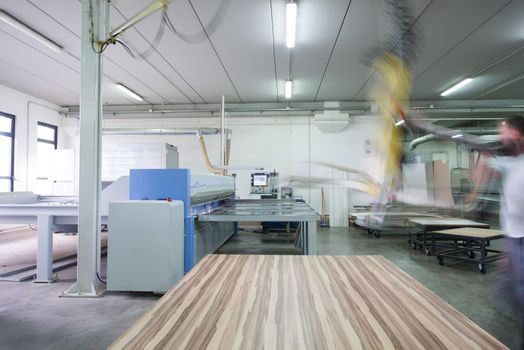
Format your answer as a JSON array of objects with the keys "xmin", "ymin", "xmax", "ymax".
[
  {"xmin": 63, "ymin": 0, "xmax": 107, "ymax": 297},
  {"xmin": 35, "ymin": 215, "xmax": 54, "ymax": 283},
  {"xmin": 307, "ymin": 221, "xmax": 317, "ymax": 255},
  {"xmin": 220, "ymin": 95, "xmax": 225, "ymax": 169}
]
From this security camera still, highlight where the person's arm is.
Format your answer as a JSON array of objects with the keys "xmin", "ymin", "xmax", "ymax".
[{"xmin": 466, "ymin": 153, "xmax": 500, "ymax": 204}]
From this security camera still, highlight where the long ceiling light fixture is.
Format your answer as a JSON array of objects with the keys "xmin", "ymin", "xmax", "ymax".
[
  {"xmin": 0, "ymin": 10, "xmax": 63, "ymax": 53},
  {"xmin": 286, "ymin": 2, "xmax": 297, "ymax": 48},
  {"xmin": 440, "ymin": 78, "xmax": 473, "ymax": 97},
  {"xmin": 116, "ymin": 83, "xmax": 143, "ymax": 102},
  {"xmin": 285, "ymin": 80, "xmax": 293, "ymax": 99}
]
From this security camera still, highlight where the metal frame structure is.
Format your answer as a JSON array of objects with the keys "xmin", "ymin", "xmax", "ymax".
[
  {"xmin": 432, "ymin": 228, "xmax": 506, "ymax": 273},
  {"xmin": 61, "ymin": 99, "xmax": 524, "ymax": 119},
  {"xmin": 198, "ymin": 199, "xmax": 319, "ymax": 255},
  {"xmin": 350, "ymin": 211, "xmax": 443, "ymax": 238},
  {"xmin": 407, "ymin": 218, "xmax": 490, "ymax": 256},
  {"xmin": 62, "ymin": 0, "xmax": 177, "ymax": 298},
  {"xmin": 62, "ymin": 0, "xmax": 107, "ymax": 297},
  {"xmin": 0, "ymin": 199, "xmax": 109, "ymax": 282}
]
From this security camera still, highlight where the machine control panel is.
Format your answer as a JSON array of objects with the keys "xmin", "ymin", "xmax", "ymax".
[{"xmin": 250, "ymin": 170, "xmax": 279, "ymax": 195}]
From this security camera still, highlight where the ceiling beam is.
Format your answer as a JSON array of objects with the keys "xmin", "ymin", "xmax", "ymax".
[{"xmin": 61, "ymin": 99, "xmax": 524, "ymax": 119}]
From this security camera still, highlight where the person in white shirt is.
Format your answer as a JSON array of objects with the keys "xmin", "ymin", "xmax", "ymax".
[{"xmin": 471, "ymin": 115, "xmax": 524, "ymax": 348}]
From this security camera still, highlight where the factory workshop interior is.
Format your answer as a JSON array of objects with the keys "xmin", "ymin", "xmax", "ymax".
[{"xmin": 0, "ymin": 0, "xmax": 523, "ymax": 349}]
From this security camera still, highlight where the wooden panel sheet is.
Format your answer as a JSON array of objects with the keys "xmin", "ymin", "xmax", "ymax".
[
  {"xmin": 434, "ymin": 227, "xmax": 505, "ymax": 239},
  {"xmin": 409, "ymin": 218, "xmax": 490, "ymax": 229},
  {"xmin": 110, "ymin": 255, "xmax": 507, "ymax": 350}
]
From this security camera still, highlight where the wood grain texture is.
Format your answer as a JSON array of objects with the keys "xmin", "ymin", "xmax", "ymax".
[
  {"xmin": 110, "ymin": 255, "xmax": 507, "ymax": 350},
  {"xmin": 409, "ymin": 218, "xmax": 490, "ymax": 228},
  {"xmin": 434, "ymin": 228, "xmax": 505, "ymax": 239}
]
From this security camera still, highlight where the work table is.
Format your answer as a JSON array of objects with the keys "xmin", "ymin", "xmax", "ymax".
[{"xmin": 110, "ymin": 254, "xmax": 506, "ymax": 350}]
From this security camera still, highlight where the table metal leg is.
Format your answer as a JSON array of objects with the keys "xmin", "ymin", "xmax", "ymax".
[
  {"xmin": 306, "ymin": 221, "xmax": 317, "ymax": 255},
  {"xmin": 479, "ymin": 240, "xmax": 487, "ymax": 273},
  {"xmin": 35, "ymin": 215, "xmax": 55, "ymax": 283}
]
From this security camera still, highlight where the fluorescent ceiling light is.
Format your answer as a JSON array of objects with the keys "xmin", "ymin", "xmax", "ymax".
[
  {"xmin": 0, "ymin": 10, "xmax": 63, "ymax": 53},
  {"xmin": 440, "ymin": 78, "xmax": 473, "ymax": 97},
  {"xmin": 285, "ymin": 80, "xmax": 292, "ymax": 99},
  {"xmin": 116, "ymin": 83, "xmax": 143, "ymax": 102},
  {"xmin": 286, "ymin": 2, "xmax": 297, "ymax": 48},
  {"xmin": 395, "ymin": 120, "xmax": 405, "ymax": 126},
  {"xmin": 451, "ymin": 134, "xmax": 463, "ymax": 139}
]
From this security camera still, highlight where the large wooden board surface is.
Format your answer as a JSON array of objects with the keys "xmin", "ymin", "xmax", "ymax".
[
  {"xmin": 110, "ymin": 255, "xmax": 507, "ymax": 350},
  {"xmin": 434, "ymin": 227, "xmax": 505, "ymax": 239}
]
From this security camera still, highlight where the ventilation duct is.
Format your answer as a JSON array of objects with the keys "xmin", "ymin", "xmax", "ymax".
[
  {"xmin": 313, "ymin": 102, "xmax": 350, "ymax": 133},
  {"xmin": 409, "ymin": 128, "xmax": 499, "ymax": 150}
]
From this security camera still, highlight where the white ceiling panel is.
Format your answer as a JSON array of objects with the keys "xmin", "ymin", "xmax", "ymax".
[
  {"xmin": 283, "ymin": 0, "xmax": 351, "ymax": 101},
  {"xmin": 314, "ymin": 0, "xmax": 379, "ymax": 101},
  {"xmin": 0, "ymin": 58, "xmax": 79, "ymax": 105},
  {"xmin": 467, "ymin": 48, "xmax": 524, "ymax": 99},
  {"xmin": 112, "ymin": 5, "xmax": 204, "ymax": 103},
  {"xmin": 0, "ymin": 30, "xmax": 80, "ymax": 95},
  {"xmin": 191, "ymin": 0, "xmax": 276, "ymax": 102},
  {"xmin": 412, "ymin": 0, "xmax": 524, "ymax": 100},
  {"xmin": 318, "ymin": 0, "xmax": 433, "ymax": 101},
  {"xmin": 114, "ymin": 0, "xmax": 240, "ymax": 103},
  {"xmin": 106, "ymin": 11, "xmax": 190, "ymax": 104},
  {"xmin": 353, "ymin": 0, "xmax": 513, "ymax": 100},
  {"xmin": 1, "ymin": 0, "xmax": 82, "ymax": 57},
  {"xmin": 479, "ymin": 76, "xmax": 524, "ymax": 100},
  {"xmin": 270, "ymin": 0, "xmax": 290, "ymax": 102},
  {"xmin": 0, "ymin": 0, "xmax": 522, "ymax": 106}
]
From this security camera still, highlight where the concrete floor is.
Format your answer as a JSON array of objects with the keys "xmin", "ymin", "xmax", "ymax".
[{"xmin": 0, "ymin": 227, "xmax": 519, "ymax": 349}]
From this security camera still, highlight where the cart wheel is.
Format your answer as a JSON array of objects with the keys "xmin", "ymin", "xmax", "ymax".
[
  {"xmin": 425, "ymin": 247, "xmax": 432, "ymax": 256},
  {"xmin": 478, "ymin": 263, "xmax": 487, "ymax": 274},
  {"xmin": 467, "ymin": 251, "xmax": 475, "ymax": 259},
  {"xmin": 411, "ymin": 242, "xmax": 417, "ymax": 250},
  {"xmin": 367, "ymin": 229, "xmax": 372, "ymax": 235},
  {"xmin": 437, "ymin": 256, "xmax": 444, "ymax": 266},
  {"xmin": 374, "ymin": 231, "xmax": 381, "ymax": 238}
]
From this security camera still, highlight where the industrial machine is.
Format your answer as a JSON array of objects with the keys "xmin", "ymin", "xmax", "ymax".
[
  {"xmin": 107, "ymin": 200, "xmax": 184, "ymax": 293},
  {"xmin": 128, "ymin": 169, "xmax": 236, "ymax": 272},
  {"xmin": 250, "ymin": 170, "xmax": 279, "ymax": 198}
]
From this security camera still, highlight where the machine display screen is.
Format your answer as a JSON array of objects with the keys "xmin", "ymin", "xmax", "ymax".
[{"xmin": 253, "ymin": 175, "xmax": 268, "ymax": 187}]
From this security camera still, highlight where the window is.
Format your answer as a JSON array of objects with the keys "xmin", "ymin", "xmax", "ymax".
[
  {"xmin": 36, "ymin": 122, "xmax": 57, "ymax": 181},
  {"xmin": 0, "ymin": 112, "xmax": 15, "ymax": 192}
]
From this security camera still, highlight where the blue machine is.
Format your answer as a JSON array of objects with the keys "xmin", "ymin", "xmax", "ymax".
[{"xmin": 129, "ymin": 169, "xmax": 235, "ymax": 272}]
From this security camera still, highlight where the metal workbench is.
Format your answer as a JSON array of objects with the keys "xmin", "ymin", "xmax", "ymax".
[
  {"xmin": 408, "ymin": 218, "xmax": 490, "ymax": 256},
  {"xmin": 349, "ymin": 211, "xmax": 443, "ymax": 237},
  {"xmin": 432, "ymin": 228, "xmax": 506, "ymax": 273},
  {"xmin": 198, "ymin": 199, "xmax": 319, "ymax": 255},
  {"xmin": 0, "ymin": 199, "xmax": 107, "ymax": 282}
]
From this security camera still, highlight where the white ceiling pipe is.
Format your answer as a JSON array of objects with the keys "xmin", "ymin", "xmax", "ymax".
[
  {"xmin": 409, "ymin": 128, "xmax": 499, "ymax": 150},
  {"xmin": 102, "ymin": 127, "xmax": 231, "ymax": 136},
  {"xmin": 109, "ymin": 0, "xmax": 173, "ymax": 38}
]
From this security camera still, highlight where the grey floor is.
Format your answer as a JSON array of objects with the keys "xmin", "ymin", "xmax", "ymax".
[{"xmin": 0, "ymin": 227, "xmax": 519, "ymax": 350}]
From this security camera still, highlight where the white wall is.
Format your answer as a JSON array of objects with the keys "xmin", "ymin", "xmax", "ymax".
[
  {"xmin": 0, "ymin": 84, "xmax": 65, "ymax": 192},
  {"xmin": 61, "ymin": 115, "xmax": 477, "ymax": 227},
  {"xmin": 62, "ymin": 115, "xmax": 387, "ymax": 226}
]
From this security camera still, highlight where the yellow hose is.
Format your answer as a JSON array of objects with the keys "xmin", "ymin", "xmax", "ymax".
[{"xmin": 197, "ymin": 133, "xmax": 225, "ymax": 175}]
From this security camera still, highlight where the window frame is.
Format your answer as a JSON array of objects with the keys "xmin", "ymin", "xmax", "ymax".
[
  {"xmin": 36, "ymin": 122, "xmax": 58, "ymax": 181},
  {"xmin": 0, "ymin": 112, "xmax": 15, "ymax": 192},
  {"xmin": 37, "ymin": 121, "xmax": 58, "ymax": 147}
]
